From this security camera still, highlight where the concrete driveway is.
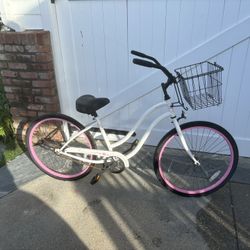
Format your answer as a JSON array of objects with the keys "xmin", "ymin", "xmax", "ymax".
[{"xmin": 0, "ymin": 145, "xmax": 250, "ymax": 250}]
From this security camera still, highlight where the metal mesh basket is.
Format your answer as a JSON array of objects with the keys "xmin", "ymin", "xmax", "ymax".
[{"xmin": 174, "ymin": 61, "xmax": 223, "ymax": 110}]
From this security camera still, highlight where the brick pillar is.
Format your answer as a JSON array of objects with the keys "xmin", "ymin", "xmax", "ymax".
[{"xmin": 0, "ymin": 31, "xmax": 60, "ymax": 133}]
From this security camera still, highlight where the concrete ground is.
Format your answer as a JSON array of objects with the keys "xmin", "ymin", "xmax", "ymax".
[{"xmin": 0, "ymin": 145, "xmax": 250, "ymax": 250}]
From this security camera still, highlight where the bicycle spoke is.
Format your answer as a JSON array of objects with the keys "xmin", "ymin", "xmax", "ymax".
[
  {"xmin": 156, "ymin": 123, "xmax": 237, "ymax": 196},
  {"xmin": 28, "ymin": 116, "xmax": 95, "ymax": 179}
]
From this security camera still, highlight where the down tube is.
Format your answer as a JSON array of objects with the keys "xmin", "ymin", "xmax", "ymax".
[
  {"xmin": 111, "ymin": 101, "xmax": 173, "ymax": 149},
  {"xmin": 125, "ymin": 112, "xmax": 173, "ymax": 159}
]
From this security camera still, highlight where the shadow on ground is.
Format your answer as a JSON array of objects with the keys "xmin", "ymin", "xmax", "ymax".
[
  {"xmin": 69, "ymin": 145, "xmax": 249, "ymax": 249},
  {"xmin": 0, "ymin": 167, "xmax": 88, "ymax": 249},
  {"xmin": 0, "ymin": 144, "xmax": 250, "ymax": 249},
  {"xmin": 0, "ymin": 118, "xmax": 89, "ymax": 249}
]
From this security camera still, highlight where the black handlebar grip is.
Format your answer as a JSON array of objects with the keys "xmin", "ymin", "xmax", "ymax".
[
  {"xmin": 133, "ymin": 58, "xmax": 176, "ymax": 83},
  {"xmin": 131, "ymin": 50, "xmax": 160, "ymax": 65},
  {"xmin": 131, "ymin": 50, "xmax": 148, "ymax": 58},
  {"xmin": 132, "ymin": 58, "xmax": 158, "ymax": 68}
]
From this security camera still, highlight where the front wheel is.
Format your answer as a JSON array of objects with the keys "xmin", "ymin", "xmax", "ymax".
[
  {"xmin": 26, "ymin": 113, "xmax": 96, "ymax": 180},
  {"xmin": 154, "ymin": 121, "xmax": 238, "ymax": 196}
]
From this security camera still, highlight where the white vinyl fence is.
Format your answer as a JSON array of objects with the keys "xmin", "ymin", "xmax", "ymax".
[{"xmin": 1, "ymin": 0, "xmax": 250, "ymax": 156}]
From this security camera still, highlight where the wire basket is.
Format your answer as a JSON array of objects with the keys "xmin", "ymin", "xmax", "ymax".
[{"xmin": 174, "ymin": 61, "xmax": 223, "ymax": 110}]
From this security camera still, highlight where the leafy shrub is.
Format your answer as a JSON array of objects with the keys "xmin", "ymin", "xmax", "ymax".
[{"xmin": 0, "ymin": 76, "xmax": 14, "ymax": 142}]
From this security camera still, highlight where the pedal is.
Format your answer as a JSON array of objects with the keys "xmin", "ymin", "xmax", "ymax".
[{"xmin": 90, "ymin": 174, "xmax": 101, "ymax": 185}]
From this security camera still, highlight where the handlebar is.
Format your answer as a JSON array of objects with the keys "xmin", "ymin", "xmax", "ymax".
[
  {"xmin": 133, "ymin": 58, "xmax": 157, "ymax": 68},
  {"xmin": 131, "ymin": 50, "xmax": 160, "ymax": 65},
  {"xmin": 131, "ymin": 50, "xmax": 176, "ymax": 83}
]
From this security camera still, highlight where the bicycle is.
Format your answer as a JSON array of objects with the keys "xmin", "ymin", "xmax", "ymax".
[{"xmin": 26, "ymin": 50, "xmax": 239, "ymax": 196}]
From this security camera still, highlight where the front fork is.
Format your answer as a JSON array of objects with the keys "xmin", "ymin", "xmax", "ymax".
[{"xmin": 172, "ymin": 117, "xmax": 200, "ymax": 166}]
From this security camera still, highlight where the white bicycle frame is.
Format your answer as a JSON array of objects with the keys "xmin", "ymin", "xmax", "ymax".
[{"xmin": 56, "ymin": 99, "xmax": 199, "ymax": 168}]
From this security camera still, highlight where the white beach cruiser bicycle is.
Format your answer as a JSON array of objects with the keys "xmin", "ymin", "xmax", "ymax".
[{"xmin": 26, "ymin": 51, "xmax": 238, "ymax": 196}]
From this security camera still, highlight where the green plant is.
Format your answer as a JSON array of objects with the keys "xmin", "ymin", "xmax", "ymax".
[
  {"xmin": 0, "ymin": 139, "xmax": 23, "ymax": 167},
  {"xmin": 0, "ymin": 76, "xmax": 14, "ymax": 142}
]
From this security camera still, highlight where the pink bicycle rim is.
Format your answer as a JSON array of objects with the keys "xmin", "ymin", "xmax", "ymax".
[
  {"xmin": 29, "ymin": 118, "xmax": 92, "ymax": 179},
  {"xmin": 158, "ymin": 126, "xmax": 234, "ymax": 195}
]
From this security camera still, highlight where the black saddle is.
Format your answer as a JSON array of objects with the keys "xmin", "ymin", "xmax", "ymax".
[{"xmin": 76, "ymin": 95, "xmax": 110, "ymax": 116}]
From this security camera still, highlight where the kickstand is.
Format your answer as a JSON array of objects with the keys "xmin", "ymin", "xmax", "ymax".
[
  {"xmin": 90, "ymin": 158, "xmax": 110, "ymax": 185},
  {"xmin": 90, "ymin": 173, "xmax": 101, "ymax": 185}
]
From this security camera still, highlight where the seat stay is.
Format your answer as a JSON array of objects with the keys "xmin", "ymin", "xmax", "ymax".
[{"xmin": 59, "ymin": 120, "xmax": 98, "ymax": 152}]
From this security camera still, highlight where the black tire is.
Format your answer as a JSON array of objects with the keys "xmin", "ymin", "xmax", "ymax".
[
  {"xmin": 154, "ymin": 121, "xmax": 238, "ymax": 196},
  {"xmin": 26, "ymin": 113, "xmax": 96, "ymax": 180}
]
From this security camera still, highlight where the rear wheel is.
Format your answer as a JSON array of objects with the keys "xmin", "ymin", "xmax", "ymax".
[
  {"xmin": 154, "ymin": 121, "xmax": 238, "ymax": 196},
  {"xmin": 26, "ymin": 114, "xmax": 96, "ymax": 180}
]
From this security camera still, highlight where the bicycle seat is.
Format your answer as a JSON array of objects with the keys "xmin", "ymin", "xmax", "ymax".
[{"xmin": 76, "ymin": 95, "xmax": 110, "ymax": 116}]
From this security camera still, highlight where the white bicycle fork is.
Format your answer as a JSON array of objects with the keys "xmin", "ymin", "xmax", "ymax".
[{"xmin": 172, "ymin": 118, "xmax": 200, "ymax": 166}]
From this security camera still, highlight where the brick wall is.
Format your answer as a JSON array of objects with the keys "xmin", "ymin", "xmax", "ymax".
[{"xmin": 0, "ymin": 31, "xmax": 60, "ymax": 132}]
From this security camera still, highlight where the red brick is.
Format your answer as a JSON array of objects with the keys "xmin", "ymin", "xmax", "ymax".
[
  {"xmin": 1, "ymin": 33, "xmax": 20, "ymax": 44},
  {"xmin": 0, "ymin": 34, "xmax": 6, "ymax": 44},
  {"xmin": 36, "ymin": 32, "xmax": 50, "ymax": 45},
  {"xmin": 2, "ymin": 78, "xmax": 31, "ymax": 87},
  {"xmin": 0, "ymin": 62, "xmax": 7, "ymax": 69},
  {"xmin": 1, "ymin": 31, "xmax": 50, "ymax": 46},
  {"xmin": 19, "ymin": 71, "xmax": 38, "ymax": 79},
  {"xmin": 4, "ymin": 86, "xmax": 22, "ymax": 93},
  {"xmin": 0, "ymin": 53, "xmax": 16, "ymax": 61},
  {"xmin": 10, "ymin": 107, "xmax": 22, "ymax": 117},
  {"xmin": 0, "ymin": 30, "xmax": 59, "ymax": 120},
  {"xmin": 20, "ymin": 95, "xmax": 33, "ymax": 103},
  {"xmin": 45, "ymin": 104, "xmax": 60, "ymax": 112},
  {"xmin": 1, "ymin": 32, "xmax": 36, "ymax": 45},
  {"xmin": 11, "ymin": 79, "xmax": 31, "ymax": 86},
  {"xmin": 21, "ymin": 33, "xmax": 37, "ymax": 45},
  {"xmin": 22, "ymin": 88, "xmax": 32, "ymax": 95},
  {"xmin": 4, "ymin": 33, "xmax": 19, "ymax": 44},
  {"xmin": 30, "ymin": 62, "xmax": 54, "ymax": 71},
  {"xmin": 4, "ymin": 45, "xmax": 24, "ymax": 53},
  {"xmin": 20, "ymin": 110, "xmax": 37, "ymax": 117},
  {"xmin": 27, "ymin": 104, "xmax": 45, "ymax": 111},
  {"xmin": 32, "ymin": 89, "xmax": 42, "ymax": 95},
  {"xmin": 38, "ymin": 112, "xmax": 47, "ymax": 116},
  {"xmin": 1, "ymin": 70, "xmax": 18, "ymax": 78},
  {"xmin": 16, "ymin": 54, "xmax": 35, "ymax": 63},
  {"xmin": 0, "ymin": 37, "xmax": 5, "ymax": 44},
  {"xmin": 5, "ymin": 93, "xmax": 19, "ymax": 101},
  {"xmin": 35, "ymin": 53, "xmax": 53, "ymax": 63},
  {"xmin": 38, "ymin": 71, "xmax": 54, "ymax": 80},
  {"xmin": 8, "ymin": 62, "xmax": 27, "ymax": 70},
  {"xmin": 35, "ymin": 96, "xmax": 58, "ymax": 104},
  {"xmin": 11, "ymin": 108, "xmax": 36, "ymax": 118},
  {"xmin": 32, "ymin": 80, "xmax": 54, "ymax": 88},
  {"xmin": 25, "ymin": 45, "xmax": 51, "ymax": 53},
  {"xmin": 2, "ymin": 78, "xmax": 12, "ymax": 85},
  {"xmin": 42, "ymin": 88, "xmax": 57, "ymax": 96}
]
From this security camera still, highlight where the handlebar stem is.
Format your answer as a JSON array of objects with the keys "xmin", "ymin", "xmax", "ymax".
[{"xmin": 161, "ymin": 78, "xmax": 174, "ymax": 101}]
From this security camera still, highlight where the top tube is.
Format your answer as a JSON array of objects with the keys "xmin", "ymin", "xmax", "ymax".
[{"xmin": 110, "ymin": 100, "xmax": 175, "ymax": 149}]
